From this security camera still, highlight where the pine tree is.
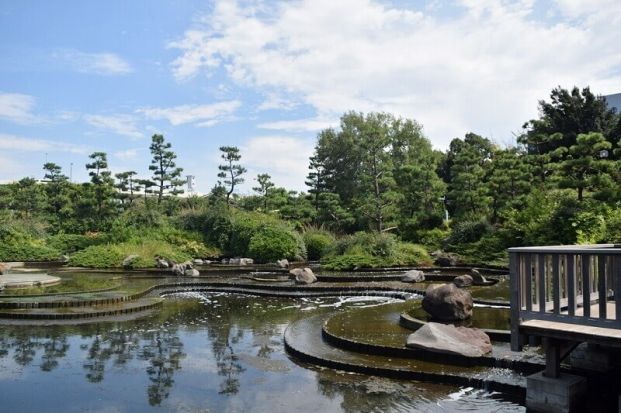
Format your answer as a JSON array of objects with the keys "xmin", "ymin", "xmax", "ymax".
[
  {"xmin": 85, "ymin": 152, "xmax": 115, "ymax": 228},
  {"xmin": 217, "ymin": 146, "xmax": 246, "ymax": 207},
  {"xmin": 252, "ymin": 173, "xmax": 274, "ymax": 211},
  {"xmin": 149, "ymin": 134, "xmax": 184, "ymax": 204}
]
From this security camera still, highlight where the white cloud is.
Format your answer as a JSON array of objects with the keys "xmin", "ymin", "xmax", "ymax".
[
  {"xmin": 0, "ymin": 133, "xmax": 89, "ymax": 154},
  {"xmin": 0, "ymin": 92, "xmax": 36, "ymax": 123},
  {"xmin": 84, "ymin": 114, "xmax": 143, "ymax": 139},
  {"xmin": 58, "ymin": 49, "xmax": 132, "ymax": 75},
  {"xmin": 113, "ymin": 148, "xmax": 140, "ymax": 161},
  {"xmin": 258, "ymin": 117, "xmax": 338, "ymax": 132},
  {"xmin": 241, "ymin": 136, "xmax": 315, "ymax": 191},
  {"xmin": 169, "ymin": 0, "xmax": 621, "ymax": 148},
  {"xmin": 138, "ymin": 100, "xmax": 241, "ymax": 126}
]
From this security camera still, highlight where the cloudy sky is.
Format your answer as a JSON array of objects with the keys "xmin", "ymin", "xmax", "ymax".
[{"xmin": 1, "ymin": 0, "xmax": 620, "ymax": 193}]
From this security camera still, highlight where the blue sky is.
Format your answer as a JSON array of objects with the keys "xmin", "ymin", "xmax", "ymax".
[{"xmin": 1, "ymin": 0, "xmax": 620, "ymax": 193}]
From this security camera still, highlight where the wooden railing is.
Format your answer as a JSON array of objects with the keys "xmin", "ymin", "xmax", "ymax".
[{"xmin": 509, "ymin": 244, "xmax": 621, "ymax": 351}]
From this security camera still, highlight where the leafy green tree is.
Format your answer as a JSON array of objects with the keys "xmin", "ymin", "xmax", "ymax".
[
  {"xmin": 555, "ymin": 132, "xmax": 614, "ymax": 201},
  {"xmin": 8, "ymin": 177, "xmax": 46, "ymax": 218},
  {"xmin": 521, "ymin": 86, "xmax": 618, "ymax": 154},
  {"xmin": 85, "ymin": 152, "xmax": 115, "ymax": 228},
  {"xmin": 486, "ymin": 148, "xmax": 532, "ymax": 222},
  {"xmin": 217, "ymin": 146, "xmax": 246, "ymax": 207},
  {"xmin": 42, "ymin": 162, "xmax": 73, "ymax": 230},
  {"xmin": 149, "ymin": 134, "xmax": 184, "ymax": 204},
  {"xmin": 252, "ymin": 173, "xmax": 274, "ymax": 211},
  {"xmin": 446, "ymin": 133, "xmax": 494, "ymax": 219},
  {"xmin": 115, "ymin": 171, "xmax": 140, "ymax": 207}
]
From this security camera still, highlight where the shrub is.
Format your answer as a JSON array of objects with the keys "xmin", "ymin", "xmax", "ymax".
[
  {"xmin": 70, "ymin": 239, "xmax": 192, "ymax": 268},
  {"xmin": 446, "ymin": 218, "xmax": 493, "ymax": 245},
  {"xmin": 412, "ymin": 228, "xmax": 450, "ymax": 251},
  {"xmin": 0, "ymin": 242, "xmax": 61, "ymax": 262},
  {"xmin": 248, "ymin": 226, "xmax": 302, "ymax": 263},
  {"xmin": 322, "ymin": 232, "xmax": 430, "ymax": 270},
  {"xmin": 47, "ymin": 233, "xmax": 109, "ymax": 254},
  {"xmin": 303, "ymin": 229, "xmax": 335, "ymax": 260}
]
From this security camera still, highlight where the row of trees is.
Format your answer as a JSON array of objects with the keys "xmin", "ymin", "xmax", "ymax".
[
  {"xmin": 0, "ymin": 134, "xmax": 184, "ymax": 232},
  {"xmin": 2, "ymin": 85, "xmax": 620, "ymax": 259}
]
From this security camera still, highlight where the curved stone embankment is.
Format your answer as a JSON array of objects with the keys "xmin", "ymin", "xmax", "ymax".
[
  {"xmin": 321, "ymin": 304, "xmax": 543, "ymax": 374},
  {"xmin": 284, "ymin": 313, "xmax": 527, "ymax": 401}
]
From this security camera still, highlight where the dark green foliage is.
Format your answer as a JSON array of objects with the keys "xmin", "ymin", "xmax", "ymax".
[
  {"xmin": 218, "ymin": 146, "xmax": 246, "ymax": 206},
  {"xmin": 149, "ymin": 134, "xmax": 185, "ymax": 204},
  {"xmin": 302, "ymin": 229, "xmax": 335, "ymax": 260},
  {"xmin": 248, "ymin": 226, "xmax": 301, "ymax": 263},
  {"xmin": 46, "ymin": 233, "xmax": 109, "ymax": 254},
  {"xmin": 322, "ymin": 232, "xmax": 430, "ymax": 270}
]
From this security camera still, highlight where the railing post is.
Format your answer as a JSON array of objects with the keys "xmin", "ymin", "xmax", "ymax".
[
  {"xmin": 598, "ymin": 255, "xmax": 607, "ymax": 320},
  {"xmin": 510, "ymin": 252, "xmax": 523, "ymax": 351},
  {"xmin": 582, "ymin": 254, "xmax": 591, "ymax": 318},
  {"xmin": 552, "ymin": 254, "xmax": 560, "ymax": 314},
  {"xmin": 538, "ymin": 254, "xmax": 546, "ymax": 313},
  {"xmin": 567, "ymin": 254, "xmax": 576, "ymax": 316}
]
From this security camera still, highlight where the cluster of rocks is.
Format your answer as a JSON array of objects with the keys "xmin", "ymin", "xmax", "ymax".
[
  {"xmin": 431, "ymin": 251, "xmax": 460, "ymax": 267},
  {"xmin": 406, "ymin": 274, "xmax": 493, "ymax": 358},
  {"xmin": 153, "ymin": 256, "xmax": 200, "ymax": 276},
  {"xmin": 221, "ymin": 258, "xmax": 254, "ymax": 266},
  {"xmin": 288, "ymin": 267, "xmax": 316, "ymax": 284}
]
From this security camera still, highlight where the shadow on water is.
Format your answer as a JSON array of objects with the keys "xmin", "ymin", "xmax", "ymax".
[{"xmin": 0, "ymin": 292, "xmax": 525, "ymax": 412}]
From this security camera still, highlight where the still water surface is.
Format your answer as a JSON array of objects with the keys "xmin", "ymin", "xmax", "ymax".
[{"xmin": 0, "ymin": 292, "xmax": 524, "ymax": 412}]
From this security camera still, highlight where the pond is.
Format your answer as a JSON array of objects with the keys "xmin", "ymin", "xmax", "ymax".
[{"xmin": 0, "ymin": 292, "xmax": 524, "ymax": 412}]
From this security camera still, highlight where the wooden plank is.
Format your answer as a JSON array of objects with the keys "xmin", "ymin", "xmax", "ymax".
[
  {"xmin": 615, "ymin": 256, "xmax": 621, "ymax": 322},
  {"xmin": 520, "ymin": 319, "xmax": 621, "ymax": 347},
  {"xmin": 538, "ymin": 254, "xmax": 546, "ymax": 313},
  {"xmin": 552, "ymin": 254, "xmax": 560, "ymax": 314},
  {"xmin": 509, "ymin": 252, "xmax": 522, "ymax": 352},
  {"xmin": 599, "ymin": 256, "xmax": 607, "ymax": 319},
  {"xmin": 582, "ymin": 254, "xmax": 591, "ymax": 318},
  {"xmin": 525, "ymin": 254, "xmax": 532, "ymax": 312},
  {"xmin": 567, "ymin": 254, "xmax": 576, "ymax": 316}
]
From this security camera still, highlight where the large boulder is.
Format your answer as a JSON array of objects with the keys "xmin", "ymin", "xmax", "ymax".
[
  {"xmin": 432, "ymin": 251, "xmax": 459, "ymax": 267},
  {"xmin": 289, "ymin": 267, "xmax": 317, "ymax": 284},
  {"xmin": 422, "ymin": 283, "xmax": 473, "ymax": 321},
  {"xmin": 453, "ymin": 274, "xmax": 473, "ymax": 288},
  {"xmin": 172, "ymin": 261, "xmax": 193, "ymax": 276},
  {"xmin": 122, "ymin": 255, "xmax": 140, "ymax": 269},
  {"xmin": 406, "ymin": 322, "xmax": 492, "ymax": 357},
  {"xmin": 276, "ymin": 259, "xmax": 289, "ymax": 269},
  {"xmin": 193, "ymin": 259, "xmax": 204, "ymax": 266},
  {"xmin": 401, "ymin": 270, "xmax": 425, "ymax": 283}
]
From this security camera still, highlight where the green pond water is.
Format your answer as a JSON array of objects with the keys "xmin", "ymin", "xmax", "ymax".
[{"xmin": 0, "ymin": 291, "xmax": 525, "ymax": 412}]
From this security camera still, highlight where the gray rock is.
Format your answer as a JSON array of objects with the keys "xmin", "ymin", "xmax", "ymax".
[
  {"xmin": 289, "ymin": 267, "xmax": 317, "ymax": 284},
  {"xmin": 453, "ymin": 274, "xmax": 473, "ymax": 287},
  {"xmin": 433, "ymin": 252, "xmax": 459, "ymax": 267},
  {"xmin": 470, "ymin": 268, "xmax": 488, "ymax": 284},
  {"xmin": 172, "ymin": 261, "xmax": 193, "ymax": 276},
  {"xmin": 276, "ymin": 259, "xmax": 289, "ymax": 269},
  {"xmin": 422, "ymin": 283, "xmax": 473, "ymax": 321},
  {"xmin": 155, "ymin": 258, "xmax": 169, "ymax": 269},
  {"xmin": 60, "ymin": 255, "xmax": 70, "ymax": 262},
  {"xmin": 122, "ymin": 255, "xmax": 140, "ymax": 269},
  {"xmin": 184, "ymin": 268, "xmax": 200, "ymax": 277},
  {"xmin": 401, "ymin": 270, "xmax": 425, "ymax": 283},
  {"xmin": 229, "ymin": 258, "xmax": 254, "ymax": 266},
  {"xmin": 406, "ymin": 322, "xmax": 492, "ymax": 357},
  {"xmin": 0, "ymin": 263, "xmax": 8, "ymax": 275},
  {"xmin": 193, "ymin": 259, "xmax": 204, "ymax": 265}
]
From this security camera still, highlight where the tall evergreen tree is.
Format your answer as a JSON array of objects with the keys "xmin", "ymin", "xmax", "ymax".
[
  {"xmin": 115, "ymin": 171, "xmax": 140, "ymax": 207},
  {"xmin": 252, "ymin": 173, "xmax": 274, "ymax": 211},
  {"xmin": 149, "ymin": 134, "xmax": 184, "ymax": 204},
  {"xmin": 217, "ymin": 146, "xmax": 246, "ymax": 207},
  {"xmin": 85, "ymin": 152, "xmax": 115, "ymax": 228},
  {"xmin": 486, "ymin": 148, "xmax": 532, "ymax": 222}
]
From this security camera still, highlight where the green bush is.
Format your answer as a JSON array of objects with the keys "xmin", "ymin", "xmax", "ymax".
[
  {"xmin": 47, "ymin": 233, "xmax": 110, "ymax": 254},
  {"xmin": 70, "ymin": 239, "xmax": 192, "ymax": 268},
  {"xmin": 248, "ymin": 226, "xmax": 302, "ymax": 263},
  {"xmin": 411, "ymin": 228, "xmax": 450, "ymax": 251},
  {"xmin": 303, "ymin": 229, "xmax": 335, "ymax": 260},
  {"xmin": 0, "ymin": 242, "xmax": 61, "ymax": 262},
  {"xmin": 322, "ymin": 232, "xmax": 430, "ymax": 270}
]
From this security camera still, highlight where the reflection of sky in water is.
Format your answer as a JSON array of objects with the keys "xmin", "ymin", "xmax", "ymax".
[{"xmin": 0, "ymin": 293, "xmax": 524, "ymax": 412}]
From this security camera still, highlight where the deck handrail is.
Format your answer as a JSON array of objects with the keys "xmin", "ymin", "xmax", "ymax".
[{"xmin": 510, "ymin": 245, "xmax": 621, "ymax": 351}]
